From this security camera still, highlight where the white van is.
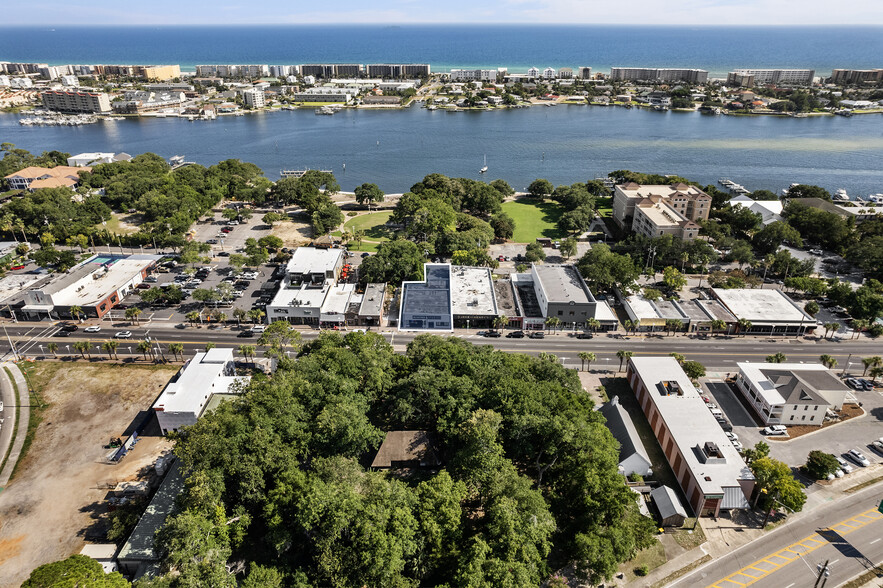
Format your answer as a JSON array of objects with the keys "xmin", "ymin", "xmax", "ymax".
[
  {"xmin": 251, "ymin": 325, "xmax": 266, "ymax": 334},
  {"xmin": 709, "ymin": 408, "xmax": 723, "ymax": 418}
]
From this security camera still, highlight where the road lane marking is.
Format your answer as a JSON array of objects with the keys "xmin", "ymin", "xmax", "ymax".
[
  {"xmin": 871, "ymin": 538, "xmax": 881, "ymax": 544},
  {"xmin": 706, "ymin": 507, "xmax": 883, "ymax": 588}
]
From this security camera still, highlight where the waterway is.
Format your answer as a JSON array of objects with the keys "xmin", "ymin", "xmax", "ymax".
[{"xmin": 3, "ymin": 106, "xmax": 883, "ymax": 195}]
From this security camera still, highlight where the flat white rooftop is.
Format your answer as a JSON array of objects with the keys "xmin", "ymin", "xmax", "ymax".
[
  {"xmin": 713, "ymin": 288, "xmax": 812, "ymax": 325},
  {"xmin": 269, "ymin": 281, "xmax": 330, "ymax": 310},
  {"xmin": 286, "ymin": 247, "xmax": 343, "ymax": 275},
  {"xmin": 637, "ymin": 202, "xmax": 686, "ymax": 227},
  {"xmin": 595, "ymin": 300, "xmax": 618, "ymax": 323},
  {"xmin": 153, "ymin": 349, "xmax": 247, "ymax": 415},
  {"xmin": 631, "ymin": 356, "xmax": 752, "ymax": 500},
  {"xmin": 533, "ymin": 264, "xmax": 594, "ymax": 304},
  {"xmin": 321, "ymin": 283, "xmax": 356, "ymax": 316},
  {"xmin": 450, "ymin": 266, "xmax": 497, "ymax": 316},
  {"xmin": 26, "ymin": 254, "xmax": 160, "ymax": 309}
]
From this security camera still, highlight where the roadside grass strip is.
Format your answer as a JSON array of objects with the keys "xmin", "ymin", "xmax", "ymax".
[{"xmin": 706, "ymin": 508, "xmax": 883, "ymax": 588}]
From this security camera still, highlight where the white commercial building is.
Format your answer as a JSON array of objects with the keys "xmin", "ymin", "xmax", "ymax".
[
  {"xmin": 267, "ymin": 247, "xmax": 345, "ymax": 325},
  {"xmin": 627, "ymin": 357, "xmax": 754, "ymax": 517},
  {"xmin": 449, "ymin": 69, "xmax": 497, "ymax": 82},
  {"xmin": 67, "ymin": 152, "xmax": 133, "ymax": 167},
  {"xmin": 727, "ymin": 194, "xmax": 784, "ymax": 225},
  {"xmin": 734, "ymin": 363, "xmax": 848, "ymax": 426},
  {"xmin": 613, "ymin": 182, "xmax": 711, "ymax": 230},
  {"xmin": 41, "ymin": 89, "xmax": 112, "ymax": 113},
  {"xmin": 153, "ymin": 349, "xmax": 249, "ymax": 435},
  {"xmin": 712, "ymin": 288, "xmax": 816, "ymax": 336},
  {"xmin": 10, "ymin": 77, "xmax": 34, "ymax": 89}
]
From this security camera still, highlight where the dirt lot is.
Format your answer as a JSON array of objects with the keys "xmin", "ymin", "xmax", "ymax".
[
  {"xmin": 271, "ymin": 217, "xmax": 313, "ymax": 247},
  {"xmin": 0, "ymin": 362, "xmax": 178, "ymax": 587}
]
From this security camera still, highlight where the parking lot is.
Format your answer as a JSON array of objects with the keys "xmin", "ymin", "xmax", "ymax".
[{"xmin": 700, "ymin": 377, "xmax": 883, "ymax": 471}]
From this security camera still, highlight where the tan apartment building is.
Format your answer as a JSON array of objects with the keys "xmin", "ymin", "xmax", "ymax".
[{"xmin": 612, "ymin": 182, "xmax": 710, "ymax": 240}]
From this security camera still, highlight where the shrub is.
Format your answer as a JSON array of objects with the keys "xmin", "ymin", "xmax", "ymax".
[{"xmin": 635, "ymin": 565, "xmax": 650, "ymax": 576}]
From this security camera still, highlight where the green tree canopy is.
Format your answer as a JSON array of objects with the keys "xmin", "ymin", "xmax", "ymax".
[{"xmin": 23, "ymin": 555, "xmax": 129, "ymax": 588}]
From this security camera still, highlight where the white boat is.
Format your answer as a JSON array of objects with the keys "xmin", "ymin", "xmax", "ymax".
[
  {"xmin": 315, "ymin": 106, "xmax": 335, "ymax": 115},
  {"xmin": 833, "ymin": 188, "xmax": 849, "ymax": 201},
  {"xmin": 479, "ymin": 155, "xmax": 488, "ymax": 174}
]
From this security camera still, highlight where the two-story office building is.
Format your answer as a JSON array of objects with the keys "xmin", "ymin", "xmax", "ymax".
[{"xmin": 734, "ymin": 363, "xmax": 848, "ymax": 426}]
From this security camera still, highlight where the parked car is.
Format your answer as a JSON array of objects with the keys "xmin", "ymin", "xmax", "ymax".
[
  {"xmin": 871, "ymin": 440, "xmax": 883, "ymax": 455},
  {"xmin": 836, "ymin": 456, "xmax": 854, "ymax": 474},
  {"xmin": 114, "ymin": 331, "xmax": 133, "ymax": 339},
  {"xmin": 857, "ymin": 379, "xmax": 875, "ymax": 391},
  {"xmin": 251, "ymin": 325, "xmax": 266, "ymax": 333},
  {"xmin": 725, "ymin": 432, "xmax": 739, "ymax": 442},
  {"xmin": 218, "ymin": 251, "xmax": 230, "ymax": 257},
  {"xmin": 575, "ymin": 332, "xmax": 593, "ymax": 339},
  {"xmin": 206, "ymin": 239, "xmax": 218, "ymax": 245},
  {"xmin": 528, "ymin": 331, "xmax": 545, "ymax": 339},
  {"xmin": 227, "ymin": 220, "xmax": 239, "ymax": 226},
  {"xmin": 847, "ymin": 449, "xmax": 870, "ymax": 467},
  {"xmin": 145, "ymin": 275, "xmax": 158, "ymax": 283},
  {"xmin": 505, "ymin": 330, "xmax": 525, "ymax": 339},
  {"xmin": 762, "ymin": 426, "xmax": 787, "ymax": 436},
  {"xmin": 716, "ymin": 417, "xmax": 733, "ymax": 432},
  {"xmin": 84, "ymin": 326, "xmax": 101, "ymax": 333}
]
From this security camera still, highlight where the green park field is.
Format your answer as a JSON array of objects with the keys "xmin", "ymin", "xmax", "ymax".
[
  {"xmin": 333, "ymin": 210, "xmax": 394, "ymax": 252},
  {"xmin": 500, "ymin": 199, "xmax": 566, "ymax": 242}
]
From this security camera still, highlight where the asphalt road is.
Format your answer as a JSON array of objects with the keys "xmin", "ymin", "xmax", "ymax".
[
  {"xmin": 2, "ymin": 324, "xmax": 882, "ymax": 372},
  {"xmin": 672, "ymin": 483, "xmax": 883, "ymax": 588}
]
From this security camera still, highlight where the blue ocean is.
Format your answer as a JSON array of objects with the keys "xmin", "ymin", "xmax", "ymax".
[{"xmin": 1, "ymin": 25, "xmax": 881, "ymax": 76}]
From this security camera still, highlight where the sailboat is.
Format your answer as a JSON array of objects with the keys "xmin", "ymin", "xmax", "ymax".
[{"xmin": 479, "ymin": 155, "xmax": 488, "ymax": 174}]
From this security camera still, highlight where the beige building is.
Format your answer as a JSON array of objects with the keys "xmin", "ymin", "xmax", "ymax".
[
  {"xmin": 612, "ymin": 182, "xmax": 711, "ymax": 240},
  {"xmin": 734, "ymin": 363, "xmax": 847, "ymax": 426},
  {"xmin": 41, "ymin": 89, "xmax": 111, "ymax": 113},
  {"xmin": 136, "ymin": 65, "xmax": 181, "ymax": 81},
  {"xmin": 4, "ymin": 165, "xmax": 91, "ymax": 191}
]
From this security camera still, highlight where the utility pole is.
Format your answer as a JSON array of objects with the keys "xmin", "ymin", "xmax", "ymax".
[{"xmin": 813, "ymin": 560, "xmax": 830, "ymax": 588}]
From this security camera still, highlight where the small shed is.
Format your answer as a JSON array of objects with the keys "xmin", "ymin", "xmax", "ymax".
[
  {"xmin": 651, "ymin": 485, "xmax": 689, "ymax": 527},
  {"xmin": 80, "ymin": 544, "xmax": 119, "ymax": 574},
  {"xmin": 371, "ymin": 430, "xmax": 441, "ymax": 470}
]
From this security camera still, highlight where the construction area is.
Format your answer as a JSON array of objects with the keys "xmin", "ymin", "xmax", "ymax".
[{"xmin": 0, "ymin": 362, "xmax": 178, "ymax": 587}]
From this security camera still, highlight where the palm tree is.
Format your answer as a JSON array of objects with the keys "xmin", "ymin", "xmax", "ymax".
[
  {"xmin": 125, "ymin": 307, "xmax": 142, "ymax": 325},
  {"xmin": 869, "ymin": 366, "xmax": 883, "ymax": 383},
  {"xmin": 238, "ymin": 344, "xmax": 256, "ymax": 367},
  {"xmin": 710, "ymin": 319, "xmax": 727, "ymax": 337},
  {"xmin": 137, "ymin": 339, "xmax": 152, "ymax": 360},
  {"xmin": 862, "ymin": 356, "xmax": 882, "ymax": 377},
  {"xmin": 766, "ymin": 352, "xmax": 787, "ymax": 363},
  {"xmin": 233, "ymin": 308, "xmax": 247, "ymax": 326},
  {"xmin": 247, "ymin": 309, "xmax": 265, "ymax": 325},
  {"xmin": 73, "ymin": 340, "xmax": 90, "ymax": 359},
  {"xmin": 545, "ymin": 316, "xmax": 561, "ymax": 333},
  {"xmin": 215, "ymin": 311, "xmax": 228, "ymax": 326},
  {"xmin": 47, "ymin": 342, "xmax": 58, "ymax": 357},
  {"xmin": 819, "ymin": 354, "xmax": 837, "ymax": 369},
  {"xmin": 586, "ymin": 318, "xmax": 601, "ymax": 333},
  {"xmin": 103, "ymin": 340, "xmax": 119, "ymax": 359},
  {"xmin": 0, "ymin": 213, "xmax": 18, "ymax": 243},
  {"xmin": 737, "ymin": 318, "xmax": 752, "ymax": 337},
  {"xmin": 851, "ymin": 319, "xmax": 868, "ymax": 339},
  {"xmin": 823, "ymin": 322, "xmax": 840, "ymax": 340},
  {"xmin": 623, "ymin": 320, "xmax": 635, "ymax": 335},
  {"xmin": 492, "ymin": 315, "xmax": 509, "ymax": 331},
  {"xmin": 70, "ymin": 305, "xmax": 83, "ymax": 321},
  {"xmin": 616, "ymin": 349, "xmax": 633, "ymax": 372},
  {"xmin": 205, "ymin": 342, "xmax": 216, "ymax": 352},
  {"xmin": 580, "ymin": 351, "xmax": 596, "ymax": 372},
  {"xmin": 670, "ymin": 352, "xmax": 686, "ymax": 365},
  {"xmin": 169, "ymin": 342, "xmax": 185, "ymax": 361},
  {"xmin": 185, "ymin": 310, "xmax": 201, "ymax": 326}
]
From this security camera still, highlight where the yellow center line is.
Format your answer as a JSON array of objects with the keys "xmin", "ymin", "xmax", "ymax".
[{"xmin": 706, "ymin": 508, "xmax": 883, "ymax": 588}]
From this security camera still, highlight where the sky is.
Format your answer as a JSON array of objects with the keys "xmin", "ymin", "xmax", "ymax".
[{"xmin": 3, "ymin": 0, "xmax": 882, "ymax": 25}]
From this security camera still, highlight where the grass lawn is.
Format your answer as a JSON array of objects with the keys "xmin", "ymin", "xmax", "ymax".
[
  {"xmin": 621, "ymin": 540, "xmax": 667, "ymax": 582},
  {"xmin": 332, "ymin": 211, "xmax": 394, "ymax": 252},
  {"xmin": 99, "ymin": 213, "xmax": 140, "ymax": 235},
  {"xmin": 500, "ymin": 199, "xmax": 566, "ymax": 242},
  {"xmin": 596, "ymin": 196, "xmax": 613, "ymax": 217}
]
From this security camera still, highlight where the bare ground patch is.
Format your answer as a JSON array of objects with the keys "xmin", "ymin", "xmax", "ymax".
[
  {"xmin": 0, "ymin": 362, "xmax": 178, "ymax": 587},
  {"xmin": 271, "ymin": 218, "xmax": 313, "ymax": 247}
]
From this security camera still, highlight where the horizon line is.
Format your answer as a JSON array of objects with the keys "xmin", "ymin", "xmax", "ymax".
[{"xmin": 3, "ymin": 23, "xmax": 883, "ymax": 28}]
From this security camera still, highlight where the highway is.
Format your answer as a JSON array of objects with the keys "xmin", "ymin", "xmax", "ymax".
[
  {"xmin": 672, "ymin": 483, "xmax": 883, "ymax": 588},
  {"xmin": 1, "ymin": 322, "xmax": 882, "ymax": 371}
]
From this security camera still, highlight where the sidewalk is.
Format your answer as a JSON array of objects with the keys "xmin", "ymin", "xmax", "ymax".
[{"xmin": 0, "ymin": 362, "xmax": 29, "ymax": 487}]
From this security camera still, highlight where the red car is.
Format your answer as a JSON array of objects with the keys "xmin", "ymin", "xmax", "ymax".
[
  {"xmin": 10, "ymin": 265, "xmax": 25, "ymax": 271},
  {"xmin": 221, "ymin": 227, "xmax": 233, "ymax": 233}
]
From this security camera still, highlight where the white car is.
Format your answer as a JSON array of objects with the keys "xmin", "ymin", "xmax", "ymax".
[
  {"xmin": 832, "ymin": 467, "xmax": 844, "ymax": 478},
  {"xmin": 732, "ymin": 440, "xmax": 744, "ymax": 451},
  {"xmin": 84, "ymin": 326, "xmax": 102, "ymax": 333},
  {"xmin": 762, "ymin": 426, "xmax": 787, "ymax": 436},
  {"xmin": 847, "ymin": 449, "xmax": 870, "ymax": 467},
  {"xmin": 251, "ymin": 325, "xmax": 266, "ymax": 333},
  {"xmin": 873, "ymin": 440, "xmax": 883, "ymax": 455},
  {"xmin": 725, "ymin": 432, "xmax": 739, "ymax": 442},
  {"xmin": 836, "ymin": 456, "xmax": 854, "ymax": 474},
  {"xmin": 114, "ymin": 331, "xmax": 133, "ymax": 339}
]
